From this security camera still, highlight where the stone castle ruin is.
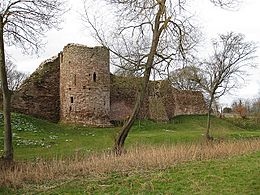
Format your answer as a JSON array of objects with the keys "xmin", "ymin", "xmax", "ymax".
[
  {"xmin": 11, "ymin": 43, "xmax": 207, "ymax": 127},
  {"xmin": 60, "ymin": 45, "xmax": 111, "ymax": 126}
]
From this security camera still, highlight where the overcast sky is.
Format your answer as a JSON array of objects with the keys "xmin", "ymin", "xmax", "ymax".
[{"xmin": 6, "ymin": 0, "xmax": 260, "ymax": 106}]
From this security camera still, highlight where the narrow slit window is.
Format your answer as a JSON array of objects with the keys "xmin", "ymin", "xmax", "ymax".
[
  {"xmin": 93, "ymin": 72, "xmax": 96, "ymax": 82},
  {"xmin": 60, "ymin": 53, "xmax": 63, "ymax": 63},
  {"xmin": 70, "ymin": 97, "xmax": 74, "ymax": 103},
  {"xmin": 69, "ymin": 106, "xmax": 72, "ymax": 112},
  {"xmin": 74, "ymin": 74, "xmax": 76, "ymax": 86}
]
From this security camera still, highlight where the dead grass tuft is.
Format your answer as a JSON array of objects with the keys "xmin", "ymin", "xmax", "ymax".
[{"xmin": 1, "ymin": 139, "xmax": 260, "ymax": 189}]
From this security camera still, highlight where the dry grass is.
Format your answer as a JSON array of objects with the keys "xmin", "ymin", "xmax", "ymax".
[{"xmin": 1, "ymin": 139, "xmax": 260, "ymax": 189}]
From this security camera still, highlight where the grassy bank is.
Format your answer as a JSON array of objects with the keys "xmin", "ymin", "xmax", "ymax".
[
  {"xmin": 0, "ymin": 113, "xmax": 260, "ymax": 194},
  {"xmin": 36, "ymin": 151, "xmax": 260, "ymax": 194},
  {"xmin": 0, "ymin": 113, "xmax": 260, "ymax": 160},
  {"xmin": 48, "ymin": 151, "xmax": 258, "ymax": 194},
  {"xmin": 1, "ymin": 140, "xmax": 259, "ymax": 194}
]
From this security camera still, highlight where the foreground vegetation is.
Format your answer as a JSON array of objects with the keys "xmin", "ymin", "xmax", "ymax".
[
  {"xmin": 0, "ymin": 113, "xmax": 260, "ymax": 160},
  {"xmin": 0, "ymin": 113, "xmax": 260, "ymax": 193},
  {"xmin": 1, "ymin": 140, "xmax": 260, "ymax": 194},
  {"xmin": 46, "ymin": 151, "xmax": 259, "ymax": 194}
]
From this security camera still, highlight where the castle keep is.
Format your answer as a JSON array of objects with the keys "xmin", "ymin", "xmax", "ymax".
[
  {"xmin": 11, "ymin": 43, "xmax": 207, "ymax": 127},
  {"xmin": 60, "ymin": 44, "xmax": 111, "ymax": 126}
]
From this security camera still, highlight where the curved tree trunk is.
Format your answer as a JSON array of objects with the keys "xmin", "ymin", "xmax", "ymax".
[
  {"xmin": 206, "ymin": 94, "xmax": 214, "ymax": 141},
  {"xmin": 114, "ymin": 67, "xmax": 152, "ymax": 155},
  {"xmin": 113, "ymin": 1, "xmax": 170, "ymax": 155},
  {"xmin": 0, "ymin": 17, "xmax": 13, "ymax": 161}
]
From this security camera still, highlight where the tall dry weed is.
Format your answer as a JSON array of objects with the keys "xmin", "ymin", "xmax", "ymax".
[{"xmin": 1, "ymin": 139, "xmax": 260, "ymax": 189}]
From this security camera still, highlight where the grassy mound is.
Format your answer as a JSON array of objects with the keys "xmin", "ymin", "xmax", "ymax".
[
  {"xmin": 1, "ymin": 113, "xmax": 260, "ymax": 194},
  {"xmin": 0, "ymin": 113, "xmax": 260, "ymax": 160}
]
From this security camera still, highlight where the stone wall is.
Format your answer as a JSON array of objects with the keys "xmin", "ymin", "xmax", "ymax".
[
  {"xmin": 10, "ymin": 43, "xmax": 207, "ymax": 125},
  {"xmin": 60, "ymin": 44, "xmax": 111, "ymax": 127},
  {"xmin": 11, "ymin": 55, "xmax": 60, "ymax": 122},
  {"xmin": 0, "ymin": 91, "xmax": 2, "ymax": 110},
  {"xmin": 110, "ymin": 78, "xmax": 207, "ymax": 122},
  {"xmin": 110, "ymin": 75, "xmax": 149, "ymax": 121},
  {"xmin": 173, "ymin": 88, "xmax": 207, "ymax": 116},
  {"xmin": 148, "ymin": 81, "xmax": 173, "ymax": 121},
  {"xmin": 110, "ymin": 75, "xmax": 137, "ymax": 121}
]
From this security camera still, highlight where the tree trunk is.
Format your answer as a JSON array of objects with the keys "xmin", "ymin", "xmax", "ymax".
[
  {"xmin": 206, "ymin": 95, "xmax": 214, "ymax": 141},
  {"xmin": 0, "ymin": 17, "xmax": 13, "ymax": 161},
  {"xmin": 113, "ymin": 2, "xmax": 168, "ymax": 155},
  {"xmin": 114, "ymin": 67, "xmax": 152, "ymax": 155}
]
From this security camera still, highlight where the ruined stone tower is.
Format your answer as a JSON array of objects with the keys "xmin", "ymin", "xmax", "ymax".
[
  {"xmin": 60, "ymin": 44, "xmax": 111, "ymax": 127},
  {"xmin": 10, "ymin": 43, "xmax": 207, "ymax": 125}
]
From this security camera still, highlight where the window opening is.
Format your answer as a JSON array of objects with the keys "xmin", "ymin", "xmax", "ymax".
[
  {"xmin": 93, "ymin": 72, "xmax": 97, "ymax": 82},
  {"xmin": 74, "ymin": 74, "xmax": 76, "ymax": 86},
  {"xmin": 70, "ymin": 97, "xmax": 74, "ymax": 103},
  {"xmin": 60, "ymin": 53, "xmax": 63, "ymax": 63}
]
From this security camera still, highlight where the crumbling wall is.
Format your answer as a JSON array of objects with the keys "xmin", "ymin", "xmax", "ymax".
[
  {"xmin": 0, "ymin": 91, "xmax": 2, "ymax": 110},
  {"xmin": 110, "ymin": 78, "xmax": 207, "ymax": 122},
  {"xmin": 9, "ymin": 43, "xmax": 207, "ymax": 125},
  {"xmin": 60, "ymin": 44, "xmax": 111, "ymax": 127},
  {"xmin": 173, "ymin": 88, "xmax": 207, "ymax": 116},
  {"xmin": 110, "ymin": 75, "xmax": 149, "ymax": 121},
  {"xmin": 11, "ymin": 55, "xmax": 60, "ymax": 122},
  {"xmin": 110, "ymin": 75, "xmax": 137, "ymax": 121},
  {"xmin": 159, "ymin": 81, "xmax": 176, "ymax": 119},
  {"xmin": 148, "ymin": 97, "xmax": 169, "ymax": 121},
  {"xmin": 148, "ymin": 81, "xmax": 169, "ymax": 121}
]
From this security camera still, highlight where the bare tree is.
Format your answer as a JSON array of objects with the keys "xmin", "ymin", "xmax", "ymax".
[
  {"xmin": 5, "ymin": 59, "xmax": 28, "ymax": 91},
  {"xmin": 114, "ymin": 64, "xmax": 143, "ymax": 77},
  {"xmin": 193, "ymin": 32, "xmax": 257, "ymax": 140},
  {"xmin": 210, "ymin": 0, "xmax": 240, "ymax": 8},
  {"xmin": 84, "ymin": 0, "xmax": 242, "ymax": 154},
  {"xmin": 84, "ymin": 0, "xmax": 201, "ymax": 154},
  {"xmin": 0, "ymin": 0, "xmax": 66, "ymax": 160},
  {"xmin": 169, "ymin": 66, "xmax": 201, "ymax": 90}
]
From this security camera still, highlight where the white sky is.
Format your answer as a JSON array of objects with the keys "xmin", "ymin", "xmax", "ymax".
[{"xmin": 6, "ymin": 0, "xmax": 260, "ymax": 106}]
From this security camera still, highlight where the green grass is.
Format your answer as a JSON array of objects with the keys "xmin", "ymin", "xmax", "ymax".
[
  {"xmin": 1, "ymin": 113, "xmax": 260, "ymax": 160},
  {"xmin": 2, "ymin": 151, "xmax": 259, "ymax": 194},
  {"xmin": 224, "ymin": 116, "xmax": 260, "ymax": 131},
  {"xmin": 1, "ymin": 113, "xmax": 260, "ymax": 194},
  {"xmin": 0, "ymin": 113, "xmax": 115, "ymax": 160},
  {"xmin": 58, "ymin": 151, "xmax": 260, "ymax": 194}
]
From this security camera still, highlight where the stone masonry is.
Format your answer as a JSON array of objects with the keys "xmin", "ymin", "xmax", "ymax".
[
  {"xmin": 11, "ymin": 56, "xmax": 60, "ymax": 122},
  {"xmin": 11, "ymin": 43, "xmax": 207, "ymax": 126},
  {"xmin": 60, "ymin": 44, "xmax": 111, "ymax": 127}
]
